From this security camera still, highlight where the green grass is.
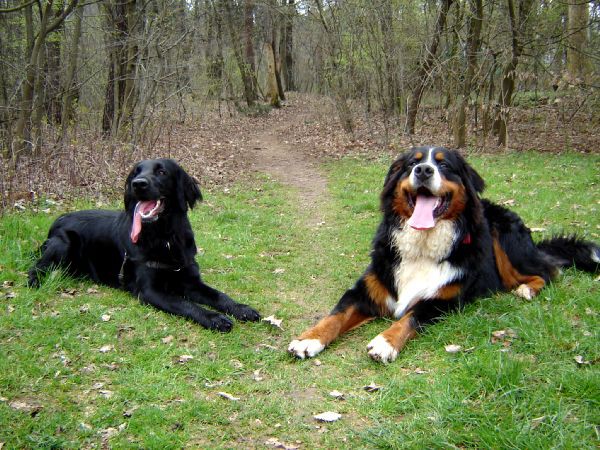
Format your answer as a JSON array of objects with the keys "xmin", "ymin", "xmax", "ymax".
[{"xmin": 1, "ymin": 152, "xmax": 599, "ymax": 449}]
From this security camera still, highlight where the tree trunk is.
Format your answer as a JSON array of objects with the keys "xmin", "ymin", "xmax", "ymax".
[
  {"xmin": 566, "ymin": 0, "xmax": 589, "ymax": 80},
  {"xmin": 60, "ymin": 5, "xmax": 83, "ymax": 140},
  {"xmin": 492, "ymin": 0, "xmax": 533, "ymax": 147},
  {"xmin": 264, "ymin": 42, "xmax": 280, "ymax": 107},
  {"xmin": 281, "ymin": 0, "xmax": 295, "ymax": 91},
  {"xmin": 453, "ymin": 0, "xmax": 483, "ymax": 148},
  {"xmin": 222, "ymin": 0, "xmax": 257, "ymax": 108},
  {"xmin": 405, "ymin": 0, "xmax": 454, "ymax": 135},
  {"xmin": 13, "ymin": 0, "xmax": 79, "ymax": 155}
]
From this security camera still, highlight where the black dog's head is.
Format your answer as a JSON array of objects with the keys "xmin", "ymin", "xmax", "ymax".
[
  {"xmin": 381, "ymin": 146, "xmax": 485, "ymax": 230},
  {"xmin": 124, "ymin": 159, "xmax": 202, "ymax": 242}
]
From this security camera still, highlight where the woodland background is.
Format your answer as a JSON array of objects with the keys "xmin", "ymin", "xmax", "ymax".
[{"xmin": 1, "ymin": 0, "xmax": 599, "ymax": 210}]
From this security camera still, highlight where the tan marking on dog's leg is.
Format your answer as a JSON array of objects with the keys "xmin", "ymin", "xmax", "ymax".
[
  {"xmin": 367, "ymin": 313, "xmax": 417, "ymax": 363},
  {"xmin": 364, "ymin": 272, "xmax": 392, "ymax": 315},
  {"xmin": 493, "ymin": 238, "xmax": 546, "ymax": 299},
  {"xmin": 288, "ymin": 306, "xmax": 372, "ymax": 359}
]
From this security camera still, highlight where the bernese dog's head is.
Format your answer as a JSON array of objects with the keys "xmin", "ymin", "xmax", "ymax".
[{"xmin": 381, "ymin": 147, "xmax": 485, "ymax": 230}]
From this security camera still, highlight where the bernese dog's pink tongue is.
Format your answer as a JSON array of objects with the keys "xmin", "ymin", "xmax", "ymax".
[
  {"xmin": 130, "ymin": 201, "xmax": 157, "ymax": 243},
  {"xmin": 407, "ymin": 195, "xmax": 437, "ymax": 230}
]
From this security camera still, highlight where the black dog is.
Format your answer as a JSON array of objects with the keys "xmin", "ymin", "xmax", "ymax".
[
  {"xmin": 29, "ymin": 158, "xmax": 260, "ymax": 331},
  {"xmin": 289, "ymin": 147, "xmax": 599, "ymax": 362}
]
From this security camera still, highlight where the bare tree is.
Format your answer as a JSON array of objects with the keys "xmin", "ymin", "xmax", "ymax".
[
  {"xmin": 492, "ymin": 0, "xmax": 534, "ymax": 147},
  {"xmin": 405, "ymin": 0, "xmax": 454, "ymax": 135},
  {"xmin": 453, "ymin": 0, "xmax": 483, "ymax": 148}
]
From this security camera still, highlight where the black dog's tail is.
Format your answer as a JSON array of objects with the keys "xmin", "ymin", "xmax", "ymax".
[{"xmin": 537, "ymin": 236, "xmax": 600, "ymax": 273}]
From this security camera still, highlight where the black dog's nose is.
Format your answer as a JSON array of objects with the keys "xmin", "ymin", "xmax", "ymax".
[
  {"xmin": 413, "ymin": 164, "xmax": 434, "ymax": 181},
  {"xmin": 132, "ymin": 177, "xmax": 149, "ymax": 190}
]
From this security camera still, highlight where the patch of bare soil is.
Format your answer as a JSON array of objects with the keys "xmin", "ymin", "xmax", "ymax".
[{"xmin": 247, "ymin": 124, "xmax": 329, "ymax": 227}]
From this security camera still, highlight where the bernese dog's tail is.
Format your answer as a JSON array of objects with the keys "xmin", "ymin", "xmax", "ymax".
[{"xmin": 537, "ymin": 236, "xmax": 600, "ymax": 273}]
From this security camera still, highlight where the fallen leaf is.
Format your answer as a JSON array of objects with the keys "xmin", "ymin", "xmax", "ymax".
[
  {"xmin": 252, "ymin": 369, "xmax": 264, "ymax": 382},
  {"xmin": 9, "ymin": 399, "xmax": 43, "ymax": 416},
  {"xmin": 313, "ymin": 359, "xmax": 322, "ymax": 366},
  {"xmin": 531, "ymin": 416, "xmax": 546, "ymax": 429},
  {"xmin": 161, "ymin": 335, "xmax": 174, "ymax": 344},
  {"xmin": 501, "ymin": 199, "xmax": 516, "ymax": 206},
  {"xmin": 314, "ymin": 411, "xmax": 341, "ymax": 422},
  {"xmin": 363, "ymin": 382, "xmax": 382, "ymax": 393},
  {"xmin": 329, "ymin": 390, "xmax": 345, "ymax": 400},
  {"xmin": 98, "ymin": 390, "xmax": 113, "ymax": 399},
  {"xmin": 5, "ymin": 292, "xmax": 16, "ymax": 299},
  {"xmin": 101, "ymin": 314, "xmax": 111, "ymax": 322},
  {"xmin": 2, "ymin": 280, "xmax": 14, "ymax": 288},
  {"xmin": 177, "ymin": 354, "xmax": 194, "ymax": 363},
  {"xmin": 87, "ymin": 287, "xmax": 99, "ymax": 294},
  {"xmin": 272, "ymin": 268, "xmax": 285, "ymax": 274},
  {"xmin": 264, "ymin": 437, "xmax": 299, "ymax": 449},
  {"xmin": 217, "ymin": 391, "xmax": 240, "ymax": 401},
  {"xmin": 263, "ymin": 315, "xmax": 283, "ymax": 329},
  {"xmin": 79, "ymin": 304, "xmax": 90, "ymax": 313},
  {"xmin": 574, "ymin": 355, "xmax": 590, "ymax": 365},
  {"xmin": 529, "ymin": 227, "xmax": 546, "ymax": 233},
  {"xmin": 444, "ymin": 344, "xmax": 462, "ymax": 353},
  {"xmin": 123, "ymin": 407, "xmax": 137, "ymax": 418},
  {"xmin": 99, "ymin": 344, "xmax": 114, "ymax": 353},
  {"xmin": 414, "ymin": 367, "xmax": 428, "ymax": 374}
]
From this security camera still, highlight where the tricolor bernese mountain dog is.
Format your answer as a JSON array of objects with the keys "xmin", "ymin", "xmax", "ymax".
[{"xmin": 289, "ymin": 146, "xmax": 599, "ymax": 363}]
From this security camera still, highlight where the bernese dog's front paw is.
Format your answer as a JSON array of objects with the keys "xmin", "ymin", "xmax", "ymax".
[
  {"xmin": 288, "ymin": 339, "xmax": 325, "ymax": 359},
  {"xmin": 367, "ymin": 335, "xmax": 398, "ymax": 363}
]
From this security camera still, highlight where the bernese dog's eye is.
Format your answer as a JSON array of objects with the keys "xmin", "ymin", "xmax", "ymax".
[
  {"xmin": 407, "ymin": 161, "xmax": 417, "ymax": 169},
  {"xmin": 438, "ymin": 161, "xmax": 448, "ymax": 169}
]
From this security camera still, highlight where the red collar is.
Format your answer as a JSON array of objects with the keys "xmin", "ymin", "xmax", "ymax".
[{"xmin": 462, "ymin": 233, "xmax": 472, "ymax": 245}]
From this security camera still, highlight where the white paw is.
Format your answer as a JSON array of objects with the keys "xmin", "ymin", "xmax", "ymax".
[
  {"xmin": 513, "ymin": 284, "xmax": 534, "ymax": 300},
  {"xmin": 367, "ymin": 335, "xmax": 398, "ymax": 364},
  {"xmin": 288, "ymin": 339, "xmax": 325, "ymax": 359}
]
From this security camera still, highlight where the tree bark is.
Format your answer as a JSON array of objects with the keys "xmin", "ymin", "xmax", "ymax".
[
  {"xmin": 222, "ymin": 0, "xmax": 257, "ymax": 107},
  {"xmin": 566, "ymin": 0, "xmax": 589, "ymax": 80},
  {"xmin": 60, "ymin": 5, "xmax": 83, "ymax": 140},
  {"xmin": 492, "ymin": 0, "xmax": 533, "ymax": 147},
  {"xmin": 405, "ymin": 0, "xmax": 454, "ymax": 135},
  {"xmin": 453, "ymin": 0, "xmax": 483, "ymax": 148}
]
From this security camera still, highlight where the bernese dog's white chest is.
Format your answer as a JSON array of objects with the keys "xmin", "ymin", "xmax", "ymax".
[{"xmin": 387, "ymin": 221, "xmax": 463, "ymax": 319}]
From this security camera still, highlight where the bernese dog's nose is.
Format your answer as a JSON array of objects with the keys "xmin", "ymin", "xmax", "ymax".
[
  {"xmin": 132, "ymin": 177, "xmax": 149, "ymax": 191},
  {"xmin": 413, "ymin": 164, "xmax": 434, "ymax": 182}
]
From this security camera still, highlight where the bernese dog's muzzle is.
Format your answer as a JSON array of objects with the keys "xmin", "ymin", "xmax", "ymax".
[{"xmin": 406, "ymin": 163, "xmax": 451, "ymax": 230}]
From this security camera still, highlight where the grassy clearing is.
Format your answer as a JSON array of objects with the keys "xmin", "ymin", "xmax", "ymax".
[{"xmin": 1, "ymin": 152, "xmax": 599, "ymax": 449}]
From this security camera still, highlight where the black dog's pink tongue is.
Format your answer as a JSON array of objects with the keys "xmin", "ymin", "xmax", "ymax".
[
  {"xmin": 407, "ymin": 195, "xmax": 437, "ymax": 230},
  {"xmin": 130, "ymin": 201, "xmax": 156, "ymax": 243}
]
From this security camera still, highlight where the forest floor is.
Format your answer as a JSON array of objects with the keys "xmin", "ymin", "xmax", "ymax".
[{"xmin": 5, "ymin": 90, "xmax": 599, "ymax": 212}]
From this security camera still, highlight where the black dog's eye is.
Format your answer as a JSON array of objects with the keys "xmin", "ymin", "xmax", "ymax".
[{"xmin": 157, "ymin": 169, "xmax": 167, "ymax": 176}]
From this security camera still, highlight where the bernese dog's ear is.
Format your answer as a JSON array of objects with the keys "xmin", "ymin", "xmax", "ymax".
[
  {"xmin": 177, "ymin": 165, "xmax": 202, "ymax": 211},
  {"xmin": 463, "ymin": 162, "xmax": 485, "ymax": 195},
  {"xmin": 382, "ymin": 152, "xmax": 410, "ymax": 193}
]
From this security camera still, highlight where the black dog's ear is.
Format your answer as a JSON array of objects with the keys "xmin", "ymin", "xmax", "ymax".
[
  {"xmin": 124, "ymin": 166, "xmax": 137, "ymax": 211},
  {"xmin": 177, "ymin": 167, "xmax": 202, "ymax": 211}
]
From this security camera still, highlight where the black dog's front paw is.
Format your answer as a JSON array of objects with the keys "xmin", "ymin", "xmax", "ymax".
[
  {"xmin": 231, "ymin": 304, "xmax": 261, "ymax": 322},
  {"xmin": 205, "ymin": 312, "xmax": 234, "ymax": 332}
]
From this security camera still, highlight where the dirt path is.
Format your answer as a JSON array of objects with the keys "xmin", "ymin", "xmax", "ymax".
[{"xmin": 249, "ymin": 125, "xmax": 330, "ymax": 227}]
